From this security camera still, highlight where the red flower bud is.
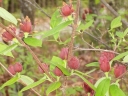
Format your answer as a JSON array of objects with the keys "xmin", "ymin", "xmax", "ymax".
[
  {"xmin": 114, "ymin": 64, "xmax": 126, "ymax": 78},
  {"xmin": 99, "ymin": 55, "xmax": 110, "ymax": 72},
  {"xmin": 60, "ymin": 2, "xmax": 74, "ymax": 17},
  {"xmin": 83, "ymin": 80, "xmax": 94, "ymax": 94},
  {"xmin": 82, "ymin": 13, "xmax": 86, "ymax": 21},
  {"xmin": 0, "ymin": 0, "xmax": 2, "ymax": 3},
  {"xmin": 20, "ymin": 16, "xmax": 32, "ymax": 33},
  {"xmin": 38, "ymin": 63, "xmax": 49, "ymax": 73},
  {"xmin": 2, "ymin": 26, "xmax": 16, "ymax": 42},
  {"xmin": 54, "ymin": 67, "xmax": 63, "ymax": 76},
  {"xmin": 68, "ymin": 56, "xmax": 80, "ymax": 70},
  {"xmin": 8, "ymin": 65, "xmax": 16, "ymax": 75},
  {"xmin": 101, "ymin": 51, "xmax": 115, "ymax": 61},
  {"xmin": 14, "ymin": 62, "xmax": 22, "ymax": 72},
  {"xmin": 59, "ymin": 47, "xmax": 68, "ymax": 60}
]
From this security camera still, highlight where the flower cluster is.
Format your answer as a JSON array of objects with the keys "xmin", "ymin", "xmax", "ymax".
[
  {"xmin": 8, "ymin": 62, "xmax": 22, "ymax": 75},
  {"xmin": 2, "ymin": 16, "xmax": 32, "ymax": 42},
  {"xmin": 59, "ymin": 47, "xmax": 80, "ymax": 70},
  {"xmin": 2, "ymin": 26, "xmax": 16, "ymax": 42},
  {"xmin": 114, "ymin": 63, "xmax": 126, "ymax": 78},
  {"xmin": 99, "ymin": 51, "xmax": 115, "ymax": 72}
]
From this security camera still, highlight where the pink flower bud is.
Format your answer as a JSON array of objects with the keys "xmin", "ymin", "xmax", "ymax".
[
  {"xmin": 38, "ymin": 63, "xmax": 49, "ymax": 73},
  {"xmin": 0, "ymin": 0, "xmax": 2, "ymax": 3},
  {"xmin": 68, "ymin": 56, "xmax": 80, "ymax": 70},
  {"xmin": 8, "ymin": 65, "xmax": 16, "ymax": 75},
  {"xmin": 60, "ymin": 2, "xmax": 74, "ymax": 17},
  {"xmin": 101, "ymin": 51, "xmax": 115, "ymax": 61},
  {"xmin": 2, "ymin": 26, "xmax": 16, "ymax": 42},
  {"xmin": 114, "ymin": 64, "xmax": 126, "ymax": 78},
  {"xmin": 14, "ymin": 62, "xmax": 22, "ymax": 72},
  {"xmin": 83, "ymin": 80, "xmax": 94, "ymax": 94},
  {"xmin": 59, "ymin": 47, "xmax": 68, "ymax": 60},
  {"xmin": 99, "ymin": 55, "xmax": 110, "ymax": 72},
  {"xmin": 20, "ymin": 16, "xmax": 32, "ymax": 33},
  {"xmin": 54, "ymin": 67, "xmax": 63, "ymax": 76}
]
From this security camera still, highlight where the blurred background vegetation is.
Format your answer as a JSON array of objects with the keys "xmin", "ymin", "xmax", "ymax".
[{"xmin": 0, "ymin": 0, "xmax": 128, "ymax": 96}]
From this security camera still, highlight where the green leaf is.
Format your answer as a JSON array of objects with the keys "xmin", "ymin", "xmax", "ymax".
[
  {"xmin": 0, "ymin": 76, "xmax": 19, "ymax": 90},
  {"xmin": 50, "ymin": 56, "xmax": 70, "ymax": 76},
  {"xmin": 116, "ymin": 32, "xmax": 124, "ymax": 38},
  {"xmin": 111, "ymin": 51, "xmax": 128, "ymax": 63},
  {"xmin": 123, "ymin": 55, "xmax": 128, "ymax": 63},
  {"xmin": 46, "ymin": 81, "xmax": 61, "ymax": 95},
  {"xmin": 77, "ymin": 20, "xmax": 94, "ymax": 31},
  {"xmin": 24, "ymin": 37, "xmax": 42, "ymax": 47},
  {"xmin": 19, "ymin": 76, "xmax": 47, "ymax": 94},
  {"xmin": 74, "ymin": 73, "xmax": 96, "ymax": 91},
  {"xmin": 86, "ymin": 62, "xmax": 99, "ymax": 67},
  {"xmin": 0, "ymin": 43, "xmax": 17, "ymax": 57},
  {"xmin": 95, "ymin": 78, "xmax": 110, "ymax": 96},
  {"xmin": 94, "ymin": 77, "xmax": 106, "ymax": 88},
  {"xmin": 56, "ymin": 64, "xmax": 70, "ymax": 76},
  {"xmin": 19, "ymin": 75, "xmax": 34, "ymax": 85},
  {"xmin": 95, "ymin": 0, "xmax": 100, "ymax": 4},
  {"xmin": 0, "ymin": 7, "xmax": 17, "ymax": 25},
  {"xmin": 34, "ymin": 20, "xmax": 72, "ymax": 38},
  {"xmin": 123, "ymin": 28, "xmax": 128, "ymax": 37},
  {"xmin": 111, "ymin": 16, "xmax": 122, "ymax": 29},
  {"xmin": 109, "ymin": 84, "xmax": 126, "ymax": 96},
  {"xmin": 50, "ymin": 9, "xmax": 62, "ymax": 28}
]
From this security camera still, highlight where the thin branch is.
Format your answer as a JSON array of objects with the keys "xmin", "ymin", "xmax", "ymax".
[
  {"xmin": 0, "ymin": 23, "xmax": 54, "ymax": 82},
  {"xmin": 0, "ymin": 62, "xmax": 41, "ymax": 96},
  {"xmin": 68, "ymin": 0, "xmax": 80, "ymax": 61},
  {"xmin": 83, "ymin": 31, "xmax": 110, "ymax": 48},
  {"xmin": 74, "ymin": 47, "xmax": 119, "ymax": 54},
  {"xmin": 101, "ymin": 0, "xmax": 128, "ymax": 27},
  {"xmin": 24, "ymin": 0, "xmax": 51, "ymax": 18}
]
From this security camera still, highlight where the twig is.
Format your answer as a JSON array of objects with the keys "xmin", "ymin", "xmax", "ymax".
[
  {"xmin": 0, "ymin": 23, "xmax": 54, "ymax": 82},
  {"xmin": 0, "ymin": 62, "xmax": 41, "ymax": 96},
  {"xmin": 101, "ymin": 0, "xmax": 128, "ymax": 27},
  {"xmin": 24, "ymin": 0, "xmax": 51, "ymax": 18},
  {"xmin": 83, "ymin": 31, "xmax": 110, "ymax": 48},
  {"xmin": 67, "ymin": 0, "xmax": 80, "ymax": 61},
  {"xmin": 74, "ymin": 47, "xmax": 119, "ymax": 54}
]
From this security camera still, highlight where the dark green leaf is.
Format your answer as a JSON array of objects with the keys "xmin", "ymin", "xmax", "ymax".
[
  {"xmin": 86, "ymin": 62, "xmax": 99, "ymax": 67},
  {"xmin": 46, "ymin": 81, "xmax": 61, "ymax": 95},
  {"xmin": 0, "ymin": 7, "xmax": 17, "ymax": 25},
  {"xmin": 95, "ymin": 78, "xmax": 110, "ymax": 96},
  {"xmin": 109, "ymin": 84, "xmax": 126, "ymax": 96},
  {"xmin": 111, "ymin": 16, "xmax": 122, "ymax": 29},
  {"xmin": 0, "ymin": 76, "xmax": 19, "ymax": 90},
  {"xmin": 24, "ymin": 37, "xmax": 42, "ymax": 47}
]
